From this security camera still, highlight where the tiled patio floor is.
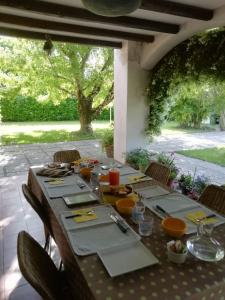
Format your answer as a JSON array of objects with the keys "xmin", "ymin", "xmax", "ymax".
[{"xmin": 0, "ymin": 175, "xmax": 61, "ymax": 300}]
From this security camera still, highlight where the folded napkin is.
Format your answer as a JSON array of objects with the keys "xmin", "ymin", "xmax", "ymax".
[
  {"xmin": 186, "ymin": 211, "xmax": 218, "ymax": 224},
  {"xmin": 128, "ymin": 175, "xmax": 151, "ymax": 183},
  {"xmin": 46, "ymin": 179, "xmax": 65, "ymax": 185},
  {"xmin": 36, "ymin": 168, "xmax": 72, "ymax": 178},
  {"xmin": 71, "ymin": 208, "xmax": 97, "ymax": 223}
]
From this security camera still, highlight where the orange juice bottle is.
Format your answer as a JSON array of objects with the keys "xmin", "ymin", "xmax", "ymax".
[{"xmin": 109, "ymin": 168, "xmax": 120, "ymax": 186}]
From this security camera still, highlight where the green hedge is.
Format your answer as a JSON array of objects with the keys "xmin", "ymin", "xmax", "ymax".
[{"xmin": 0, "ymin": 96, "xmax": 112, "ymax": 121}]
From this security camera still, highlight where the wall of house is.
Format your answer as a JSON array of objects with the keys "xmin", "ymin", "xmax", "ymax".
[{"xmin": 114, "ymin": 41, "xmax": 149, "ymax": 163}]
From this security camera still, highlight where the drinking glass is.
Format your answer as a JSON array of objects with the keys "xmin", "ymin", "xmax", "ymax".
[
  {"xmin": 90, "ymin": 170, "xmax": 101, "ymax": 192},
  {"xmin": 139, "ymin": 216, "xmax": 154, "ymax": 236}
]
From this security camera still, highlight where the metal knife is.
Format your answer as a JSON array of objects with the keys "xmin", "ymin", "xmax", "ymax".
[
  {"xmin": 110, "ymin": 214, "xmax": 128, "ymax": 233},
  {"xmin": 155, "ymin": 205, "xmax": 171, "ymax": 217},
  {"xmin": 197, "ymin": 214, "xmax": 217, "ymax": 222},
  {"xmin": 65, "ymin": 210, "xmax": 94, "ymax": 219}
]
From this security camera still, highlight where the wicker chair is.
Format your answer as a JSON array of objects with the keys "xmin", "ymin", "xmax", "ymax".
[
  {"xmin": 22, "ymin": 184, "xmax": 53, "ymax": 252},
  {"xmin": 145, "ymin": 161, "xmax": 170, "ymax": 185},
  {"xmin": 17, "ymin": 231, "xmax": 71, "ymax": 300},
  {"xmin": 198, "ymin": 184, "xmax": 225, "ymax": 215},
  {"xmin": 53, "ymin": 150, "xmax": 81, "ymax": 163}
]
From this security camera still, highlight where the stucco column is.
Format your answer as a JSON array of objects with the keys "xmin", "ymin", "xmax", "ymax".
[{"xmin": 114, "ymin": 41, "xmax": 149, "ymax": 163}]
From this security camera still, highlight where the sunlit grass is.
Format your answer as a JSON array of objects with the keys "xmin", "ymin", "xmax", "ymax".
[
  {"xmin": 0, "ymin": 121, "xmax": 111, "ymax": 145},
  {"xmin": 177, "ymin": 147, "xmax": 225, "ymax": 167},
  {"xmin": 1, "ymin": 129, "xmax": 108, "ymax": 145},
  {"xmin": 161, "ymin": 121, "xmax": 217, "ymax": 135}
]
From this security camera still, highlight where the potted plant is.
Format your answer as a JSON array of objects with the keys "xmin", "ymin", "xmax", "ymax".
[
  {"xmin": 193, "ymin": 175, "xmax": 209, "ymax": 195},
  {"xmin": 126, "ymin": 148, "xmax": 154, "ymax": 171},
  {"xmin": 102, "ymin": 129, "xmax": 113, "ymax": 158},
  {"xmin": 167, "ymin": 240, "xmax": 188, "ymax": 264},
  {"xmin": 178, "ymin": 173, "xmax": 193, "ymax": 195},
  {"xmin": 157, "ymin": 152, "xmax": 179, "ymax": 186}
]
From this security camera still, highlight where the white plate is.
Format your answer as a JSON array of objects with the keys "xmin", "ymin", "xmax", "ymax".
[{"xmin": 97, "ymin": 240, "xmax": 159, "ymax": 277}]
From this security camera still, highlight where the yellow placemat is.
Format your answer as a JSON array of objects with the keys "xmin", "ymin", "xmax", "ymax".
[
  {"xmin": 72, "ymin": 208, "xmax": 97, "ymax": 223},
  {"xmin": 186, "ymin": 211, "xmax": 218, "ymax": 224},
  {"xmin": 48, "ymin": 179, "xmax": 64, "ymax": 185},
  {"xmin": 128, "ymin": 175, "xmax": 151, "ymax": 183}
]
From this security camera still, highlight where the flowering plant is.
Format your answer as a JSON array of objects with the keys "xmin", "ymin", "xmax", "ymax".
[
  {"xmin": 193, "ymin": 175, "xmax": 209, "ymax": 195},
  {"xmin": 167, "ymin": 240, "xmax": 187, "ymax": 254},
  {"xmin": 157, "ymin": 152, "xmax": 179, "ymax": 180}
]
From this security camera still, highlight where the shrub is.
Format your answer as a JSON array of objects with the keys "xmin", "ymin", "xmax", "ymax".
[
  {"xmin": 157, "ymin": 152, "xmax": 179, "ymax": 180},
  {"xmin": 0, "ymin": 96, "xmax": 112, "ymax": 122},
  {"xmin": 127, "ymin": 148, "xmax": 154, "ymax": 170}
]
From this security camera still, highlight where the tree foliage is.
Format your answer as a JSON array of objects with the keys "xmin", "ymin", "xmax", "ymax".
[
  {"xmin": 169, "ymin": 81, "xmax": 211, "ymax": 128},
  {"xmin": 147, "ymin": 28, "xmax": 225, "ymax": 134},
  {"xmin": 0, "ymin": 38, "xmax": 113, "ymax": 133}
]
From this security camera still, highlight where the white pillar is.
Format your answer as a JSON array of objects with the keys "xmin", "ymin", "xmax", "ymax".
[{"xmin": 114, "ymin": 41, "xmax": 149, "ymax": 163}]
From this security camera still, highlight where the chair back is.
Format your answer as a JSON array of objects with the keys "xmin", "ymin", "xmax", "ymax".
[
  {"xmin": 198, "ymin": 184, "xmax": 225, "ymax": 215},
  {"xmin": 22, "ymin": 184, "xmax": 53, "ymax": 237},
  {"xmin": 53, "ymin": 149, "xmax": 81, "ymax": 163},
  {"xmin": 17, "ymin": 231, "xmax": 61, "ymax": 300},
  {"xmin": 145, "ymin": 161, "xmax": 170, "ymax": 185}
]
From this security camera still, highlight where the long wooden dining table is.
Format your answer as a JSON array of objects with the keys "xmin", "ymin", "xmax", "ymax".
[{"xmin": 28, "ymin": 166, "xmax": 225, "ymax": 300}]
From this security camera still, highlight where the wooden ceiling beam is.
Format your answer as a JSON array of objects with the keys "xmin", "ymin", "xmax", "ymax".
[
  {"xmin": 141, "ymin": 0, "xmax": 213, "ymax": 21},
  {"xmin": 0, "ymin": 13, "xmax": 154, "ymax": 43},
  {"xmin": 0, "ymin": 0, "xmax": 180, "ymax": 34},
  {"xmin": 0, "ymin": 26, "xmax": 122, "ymax": 48}
]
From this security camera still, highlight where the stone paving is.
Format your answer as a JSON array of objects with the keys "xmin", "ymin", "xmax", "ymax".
[
  {"xmin": 0, "ymin": 131, "xmax": 224, "ymax": 185},
  {"xmin": 0, "ymin": 140, "xmax": 102, "ymax": 177},
  {"xmin": 147, "ymin": 131, "xmax": 225, "ymax": 185}
]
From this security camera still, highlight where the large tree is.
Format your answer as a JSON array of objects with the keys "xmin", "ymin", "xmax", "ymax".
[
  {"xmin": 169, "ymin": 81, "xmax": 211, "ymax": 128},
  {"xmin": 0, "ymin": 38, "xmax": 114, "ymax": 133},
  {"xmin": 147, "ymin": 28, "xmax": 225, "ymax": 134}
]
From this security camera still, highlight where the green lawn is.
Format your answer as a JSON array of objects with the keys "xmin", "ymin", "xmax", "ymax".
[
  {"xmin": 0, "ymin": 121, "xmax": 111, "ymax": 145},
  {"xmin": 0, "ymin": 120, "xmax": 218, "ymax": 145},
  {"xmin": 161, "ymin": 121, "xmax": 217, "ymax": 135},
  {"xmin": 177, "ymin": 147, "xmax": 225, "ymax": 167}
]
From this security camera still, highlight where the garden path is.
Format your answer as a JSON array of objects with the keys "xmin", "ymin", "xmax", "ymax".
[{"xmin": 148, "ymin": 130, "xmax": 225, "ymax": 185}]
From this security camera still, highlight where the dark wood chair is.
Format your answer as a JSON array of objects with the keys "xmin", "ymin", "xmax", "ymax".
[
  {"xmin": 53, "ymin": 150, "xmax": 81, "ymax": 163},
  {"xmin": 22, "ymin": 184, "xmax": 53, "ymax": 252},
  {"xmin": 145, "ymin": 161, "xmax": 170, "ymax": 185},
  {"xmin": 17, "ymin": 231, "xmax": 71, "ymax": 300},
  {"xmin": 198, "ymin": 184, "xmax": 225, "ymax": 215}
]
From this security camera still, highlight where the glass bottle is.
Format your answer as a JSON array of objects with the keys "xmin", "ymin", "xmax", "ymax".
[{"xmin": 187, "ymin": 221, "xmax": 224, "ymax": 262}]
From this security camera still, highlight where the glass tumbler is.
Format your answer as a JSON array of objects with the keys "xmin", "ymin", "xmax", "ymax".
[{"xmin": 139, "ymin": 216, "xmax": 154, "ymax": 236}]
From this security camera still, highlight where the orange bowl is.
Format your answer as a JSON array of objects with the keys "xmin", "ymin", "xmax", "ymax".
[
  {"xmin": 80, "ymin": 167, "xmax": 92, "ymax": 181},
  {"xmin": 161, "ymin": 217, "xmax": 187, "ymax": 238},
  {"xmin": 116, "ymin": 198, "xmax": 135, "ymax": 215}
]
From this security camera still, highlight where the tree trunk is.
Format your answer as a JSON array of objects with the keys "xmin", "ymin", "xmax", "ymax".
[
  {"xmin": 219, "ymin": 111, "xmax": 225, "ymax": 131},
  {"xmin": 79, "ymin": 101, "xmax": 93, "ymax": 134}
]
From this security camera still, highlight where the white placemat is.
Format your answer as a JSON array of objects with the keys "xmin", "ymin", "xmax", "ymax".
[
  {"xmin": 61, "ymin": 205, "xmax": 140, "ymax": 255},
  {"xmin": 134, "ymin": 185, "xmax": 170, "ymax": 199},
  {"xmin": 144, "ymin": 192, "xmax": 200, "ymax": 214},
  {"xmin": 44, "ymin": 177, "xmax": 91, "ymax": 198},
  {"xmin": 144, "ymin": 192, "xmax": 225, "ymax": 234},
  {"xmin": 98, "ymin": 240, "xmax": 159, "ymax": 277}
]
